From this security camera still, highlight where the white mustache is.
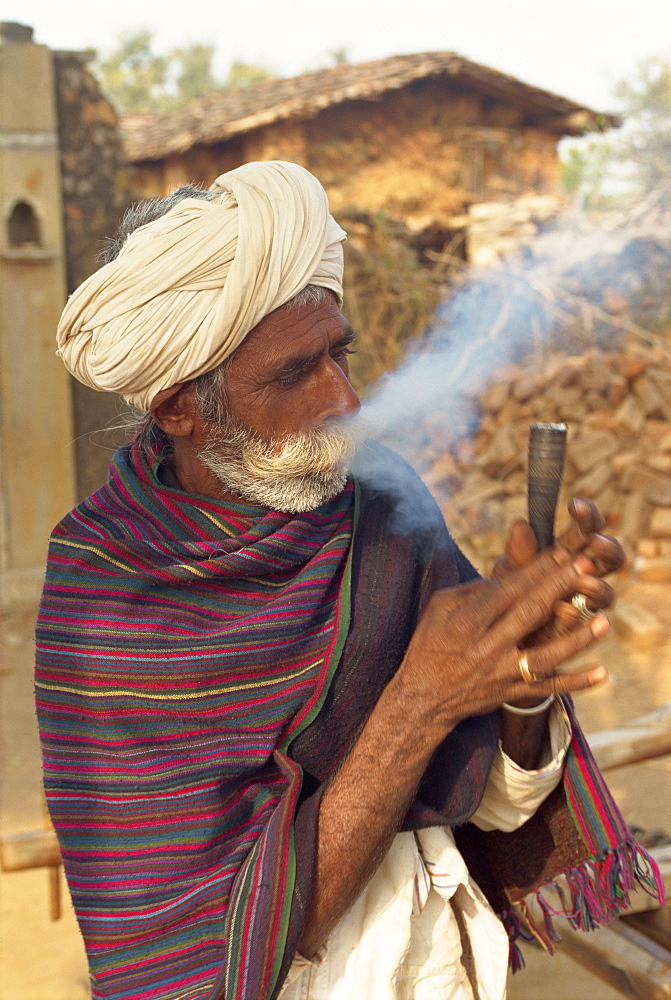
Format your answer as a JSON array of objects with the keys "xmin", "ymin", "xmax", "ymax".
[
  {"xmin": 240, "ymin": 425, "xmax": 358, "ymax": 480},
  {"xmin": 196, "ymin": 417, "xmax": 361, "ymax": 513}
]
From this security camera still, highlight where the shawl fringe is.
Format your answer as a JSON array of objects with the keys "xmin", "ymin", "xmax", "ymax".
[{"xmin": 503, "ymin": 840, "xmax": 665, "ymax": 970}]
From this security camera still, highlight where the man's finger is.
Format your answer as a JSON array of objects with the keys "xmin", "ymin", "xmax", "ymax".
[
  {"xmin": 583, "ymin": 533, "xmax": 626, "ymax": 576},
  {"xmin": 569, "ymin": 497, "xmax": 606, "ymax": 534},
  {"xmin": 508, "ymin": 614, "xmax": 610, "ymax": 683},
  {"xmin": 476, "ymin": 548, "xmax": 601, "ymax": 652},
  {"xmin": 495, "ymin": 519, "xmax": 538, "ymax": 574},
  {"xmin": 506, "ymin": 663, "xmax": 609, "ymax": 703},
  {"xmin": 557, "ymin": 498, "xmax": 605, "ymax": 553}
]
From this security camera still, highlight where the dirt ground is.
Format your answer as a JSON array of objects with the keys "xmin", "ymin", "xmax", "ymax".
[{"xmin": 1, "ymin": 571, "xmax": 670, "ymax": 1000}]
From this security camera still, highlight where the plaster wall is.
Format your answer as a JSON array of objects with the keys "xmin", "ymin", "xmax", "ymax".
[
  {"xmin": 305, "ymin": 81, "xmax": 559, "ymax": 223},
  {"xmin": 0, "ymin": 31, "xmax": 75, "ymax": 608}
]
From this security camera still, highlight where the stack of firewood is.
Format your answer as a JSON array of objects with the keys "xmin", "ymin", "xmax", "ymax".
[{"xmin": 420, "ymin": 342, "xmax": 671, "ymax": 578}]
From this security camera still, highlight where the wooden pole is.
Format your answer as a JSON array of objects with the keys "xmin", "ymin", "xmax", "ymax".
[
  {"xmin": 555, "ymin": 919, "xmax": 671, "ymax": 1000},
  {"xmin": 0, "ymin": 828, "xmax": 60, "ymax": 871},
  {"xmin": 588, "ymin": 702, "xmax": 671, "ymax": 771}
]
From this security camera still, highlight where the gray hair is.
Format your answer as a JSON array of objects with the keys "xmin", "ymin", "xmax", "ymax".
[
  {"xmin": 100, "ymin": 185, "xmax": 219, "ymax": 265},
  {"xmin": 105, "ymin": 183, "xmax": 331, "ymax": 429}
]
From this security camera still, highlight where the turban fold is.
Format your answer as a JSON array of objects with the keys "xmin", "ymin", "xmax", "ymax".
[{"xmin": 56, "ymin": 161, "xmax": 346, "ymax": 409}]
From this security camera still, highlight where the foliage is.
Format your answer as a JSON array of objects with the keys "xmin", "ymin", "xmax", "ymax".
[
  {"xmin": 225, "ymin": 60, "xmax": 270, "ymax": 88},
  {"xmin": 171, "ymin": 43, "xmax": 220, "ymax": 105},
  {"xmin": 560, "ymin": 55, "xmax": 671, "ymax": 207},
  {"xmin": 96, "ymin": 30, "xmax": 172, "ymax": 113},
  {"xmin": 560, "ymin": 135, "xmax": 619, "ymax": 208},
  {"xmin": 328, "ymin": 47, "xmax": 350, "ymax": 65},
  {"xmin": 95, "ymin": 30, "xmax": 269, "ymax": 112},
  {"xmin": 613, "ymin": 55, "xmax": 671, "ymax": 197}
]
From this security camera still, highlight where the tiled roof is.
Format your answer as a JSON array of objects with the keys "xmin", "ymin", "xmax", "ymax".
[{"xmin": 121, "ymin": 51, "xmax": 617, "ymax": 163}]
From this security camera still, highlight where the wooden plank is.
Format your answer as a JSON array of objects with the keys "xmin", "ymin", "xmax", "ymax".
[
  {"xmin": 0, "ymin": 829, "xmax": 60, "ymax": 871},
  {"xmin": 588, "ymin": 702, "xmax": 671, "ymax": 770},
  {"xmin": 623, "ymin": 906, "xmax": 671, "ymax": 952},
  {"xmin": 556, "ymin": 919, "xmax": 671, "ymax": 999}
]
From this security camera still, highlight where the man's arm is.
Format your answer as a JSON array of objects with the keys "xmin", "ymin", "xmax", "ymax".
[{"xmin": 298, "ymin": 546, "xmax": 609, "ymax": 957}]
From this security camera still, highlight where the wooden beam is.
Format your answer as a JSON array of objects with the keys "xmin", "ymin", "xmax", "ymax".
[
  {"xmin": 588, "ymin": 702, "xmax": 671, "ymax": 771},
  {"xmin": 555, "ymin": 919, "xmax": 671, "ymax": 999},
  {"xmin": 0, "ymin": 828, "xmax": 60, "ymax": 871}
]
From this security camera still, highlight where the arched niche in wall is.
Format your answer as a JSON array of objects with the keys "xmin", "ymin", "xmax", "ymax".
[
  {"xmin": 2, "ymin": 198, "xmax": 55, "ymax": 261},
  {"xmin": 7, "ymin": 199, "xmax": 42, "ymax": 248}
]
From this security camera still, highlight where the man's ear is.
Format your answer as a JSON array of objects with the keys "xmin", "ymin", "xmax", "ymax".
[{"xmin": 150, "ymin": 384, "xmax": 197, "ymax": 437}]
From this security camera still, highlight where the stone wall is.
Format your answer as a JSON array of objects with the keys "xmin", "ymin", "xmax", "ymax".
[{"xmin": 53, "ymin": 50, "xmax": 134, "ymax": 499}]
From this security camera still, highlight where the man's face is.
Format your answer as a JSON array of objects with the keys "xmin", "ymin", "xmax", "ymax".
[{"xmin": 192, "ymin": 294, "xmax": 362, "ymax": 512}]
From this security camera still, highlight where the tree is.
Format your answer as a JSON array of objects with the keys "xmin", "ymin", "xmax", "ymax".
[
  {"xmin": 95, "ymin": 30, "xmax": 270, "ymax": 113},
  {"xmin": 560, "ymin": 135, "xmax": 617, "ymax": 208},
  {"xmin": 560, "ymin": 55, "xmax": 671, "ymax": 208},
  {"xmin": 172, "ymin": 43, "xmax": 219, "ymax": 104},
  {"xmin": 96, "ymin": 30, "xmax": 171, "ymax": 113},
  {"xmin": 614, "ymin": 55, "xmax": 671, "ymax": 197},
  {"xmin": 329, "ymin": 47, "xmax": 350, "ymax": 66},
  {"xmin": 225, "ymin": 60, "xmax": 270, "ymax": 88}
]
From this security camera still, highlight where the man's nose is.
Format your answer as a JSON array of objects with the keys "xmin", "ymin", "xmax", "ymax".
[{"xmin": 316, "ymin": 361, "xmax": 361, "ymax": 425}]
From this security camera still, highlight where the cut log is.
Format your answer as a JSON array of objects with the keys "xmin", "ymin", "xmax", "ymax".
[
  {"xmin": 571, "ymin": 430, "xmax": 619, "ymax": 474},
  {"xmin": 613, "ymin": 396, "xmax": 647, "ymax": 436},
  {"xmin": 556, "ymin": 918, "xmax": 671, "ymax": 999},
  {"xmin": 611, "ymin": 602, "xmax": 666, "ymax": 649},
  {"xmin": 588, "ymin": 702, "xmax": 671, "ymax": 770},
  {"xmin": 636, "ymin": 557, "xmax": 671, "ymax": 583},
  {"xmin": 651, "ymin": 509, "xmax": 671, "ymax": 537},
  {"xmin": 0, "ymin": 828, "xmax": 60, "ymax": 871}
]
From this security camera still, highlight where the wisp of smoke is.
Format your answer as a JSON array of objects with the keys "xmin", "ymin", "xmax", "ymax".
[{"xmin": 351, "ymin": 211, "xmax": 654, "ymax": 532}]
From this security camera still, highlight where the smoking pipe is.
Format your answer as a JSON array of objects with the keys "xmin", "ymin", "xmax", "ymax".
[{"xmin": 527, "ymin": 423, "xmax": 567, "ymax": 550}]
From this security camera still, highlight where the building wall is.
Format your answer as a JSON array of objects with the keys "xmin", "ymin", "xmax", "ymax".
[
  {"xmin": 0, "ymin": 25, "xmax": 75, "ymax": 608},
  {"xmin": 131, "ymin": 138, "xmax": 246, "ymax": 199},
  {"xmin": 304, "ymin": 80, "xmax": 559, "ymax": 224},
  {"xmin": 128, "ymin": 76, "xmax": 560, "ymax": 226}
]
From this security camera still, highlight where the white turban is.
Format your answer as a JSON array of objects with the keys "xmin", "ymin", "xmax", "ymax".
[{"xmin": 56, "ymin": 161, "xmax": 346, "ymax": 409}]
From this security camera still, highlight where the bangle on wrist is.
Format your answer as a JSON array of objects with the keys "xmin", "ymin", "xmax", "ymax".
[{"xmin": 502, "ymin": 694, "xmax": 555, "ymax": 716}]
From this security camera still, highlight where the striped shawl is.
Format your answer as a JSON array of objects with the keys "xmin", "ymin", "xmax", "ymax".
[{"xmin": 36, "ymin": 436, "xmax": 663, "ymax": 1000}]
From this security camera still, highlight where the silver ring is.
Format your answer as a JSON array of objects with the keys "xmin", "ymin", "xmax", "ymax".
[
  {"xmin": 517, "ymin": 651, "xmax": 538, "ymax": 685},
  {"xmin": 571, "ymin": 593, "xmax": 596, "ymax": 622}
]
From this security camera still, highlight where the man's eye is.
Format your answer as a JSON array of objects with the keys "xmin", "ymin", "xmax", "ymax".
[
  {"xmin": 334, "ymin": 347, "xmax": 356, "ymax": 362},
  {"xmin": 276, "ymin": 369, "xmax": 305, "ymax": 387}
]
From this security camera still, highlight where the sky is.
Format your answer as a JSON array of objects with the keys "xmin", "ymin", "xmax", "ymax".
[{"xmin": 4, "ymin": 0, "xmax": 671, "ymax": 113}]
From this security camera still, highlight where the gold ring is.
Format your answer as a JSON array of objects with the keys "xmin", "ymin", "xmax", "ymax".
[
  {"xmin": 518, "ymin": 650, "xmax": 538, "ymax": 684},
  {"xmin": 571, "ymin": 593, "xmax": 596, "ymax": 622}
]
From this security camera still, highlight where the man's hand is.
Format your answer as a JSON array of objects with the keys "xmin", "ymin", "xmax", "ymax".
[
  {"xmin": 484, "ymin": 497, "xmax": 622, "ymax": 758},
  {"xmin": 395, "ymin": 545, "xmax": 609, "ymax": 738},
  {"xmin": 492, "ymin": 497, "xmax": 625, "ymax": 633}
]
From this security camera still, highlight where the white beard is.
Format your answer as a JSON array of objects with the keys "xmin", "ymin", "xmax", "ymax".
[{"xmin": 196, "ymin": 417, "xmax": 358, "ymax": 513}]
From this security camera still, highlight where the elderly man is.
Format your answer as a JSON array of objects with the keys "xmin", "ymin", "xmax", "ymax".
[{"xmin": 36, "ymin": 161, "xmax": 662, "ymax": 1000}]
